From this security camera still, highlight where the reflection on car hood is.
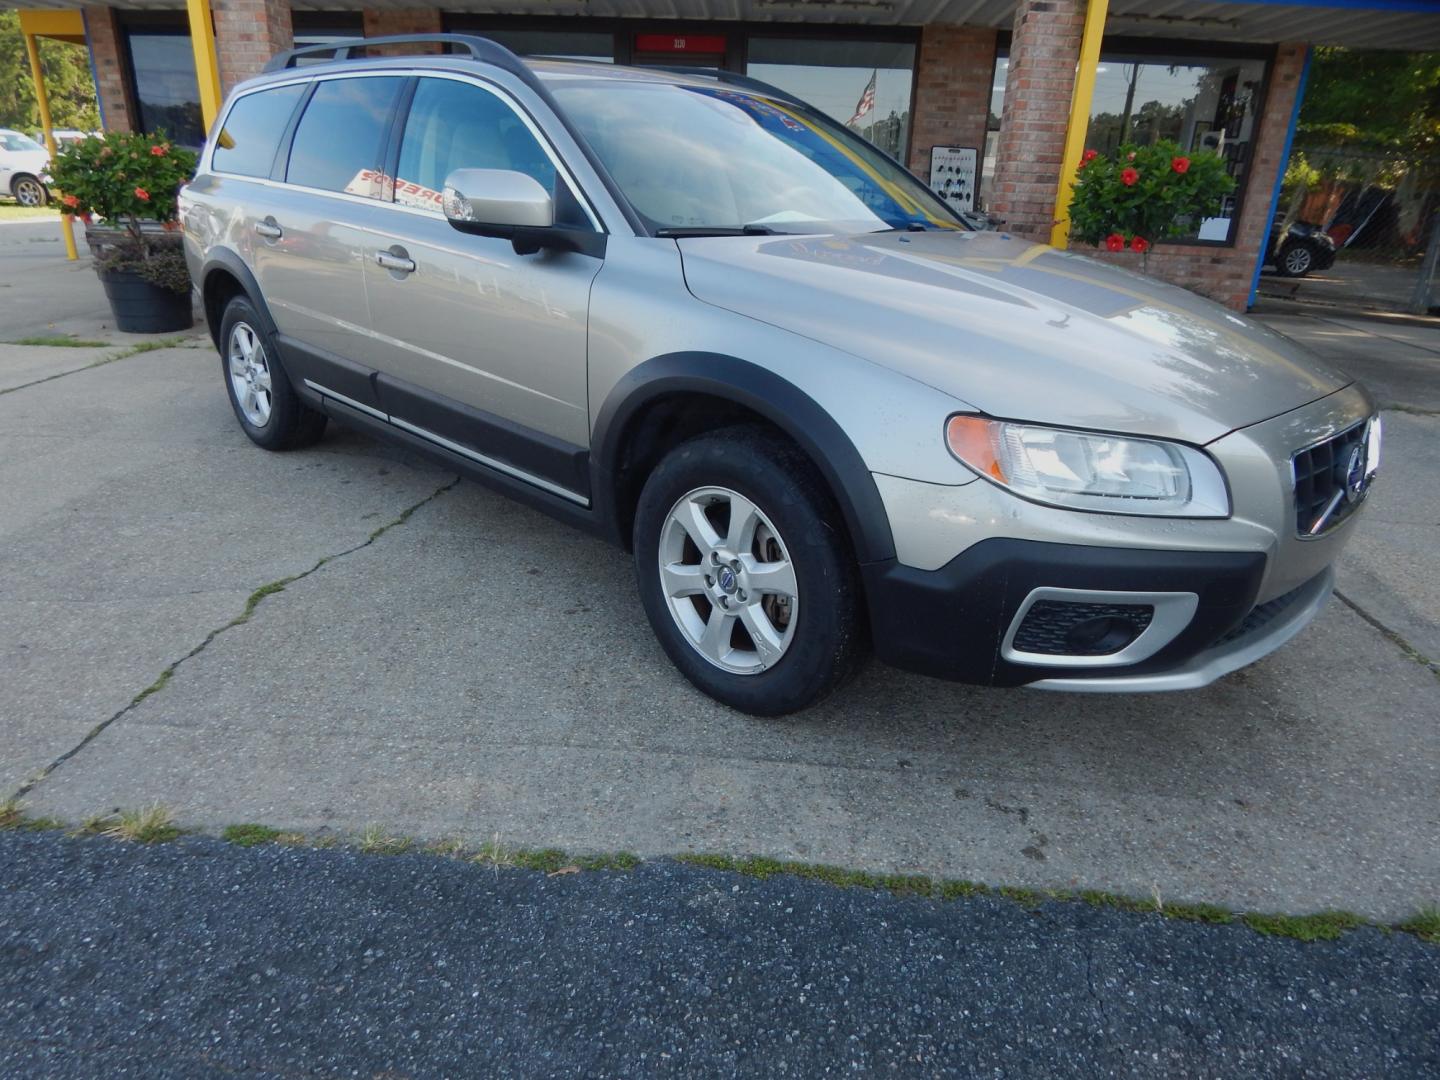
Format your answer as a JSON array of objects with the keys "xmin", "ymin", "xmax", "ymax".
[{"xmin": 676, "ymin": 230, "xmax": 1350, "ymax": 444}]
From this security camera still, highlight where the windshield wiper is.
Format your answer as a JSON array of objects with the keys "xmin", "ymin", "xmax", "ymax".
[{"xmin": 655, "ymin": 224, "xmax": 780, "ymax": 238}]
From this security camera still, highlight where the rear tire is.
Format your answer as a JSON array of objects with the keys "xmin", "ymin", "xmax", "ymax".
[
  {"xmin": 12, "ymin": 174, "xmax": 47, "ymax": 207},
  {"xmin": 218, "ymin": 295, "xmax": 326, "ymax": 451},
  {"xmin": 633, "ymin": 427, "xmax": 866, "ymax": 715}
]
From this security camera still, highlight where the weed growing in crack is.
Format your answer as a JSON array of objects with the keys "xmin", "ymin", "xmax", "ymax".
[
  {"xmin": 99, "ymin": 805, "xmax": 182, "ymax": 844},
  {"xmin": 356, "ymin": 824, "xmax": 412, "ymax": 855},
  {"xmin": 223, "ymin": 824, "xmax": 284, "ymax": 847}
]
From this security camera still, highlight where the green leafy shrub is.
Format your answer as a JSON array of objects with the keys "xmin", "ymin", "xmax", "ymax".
[
  {"xmin": 48, "ymin": 130, "xmax": 197, "ymax": 293},
  {"xmin": 1067, "ymin": 139, "xmax": 1235, "ymax": 254}
]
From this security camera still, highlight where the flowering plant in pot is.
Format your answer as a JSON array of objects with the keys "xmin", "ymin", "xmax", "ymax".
[
  {"xmin": 48, "ymin": 131, "xmax": 198, "ymax": 333},
  {"xmin": 1067, "ymin": 139, "xmax": 1235, "ymax": 268}
]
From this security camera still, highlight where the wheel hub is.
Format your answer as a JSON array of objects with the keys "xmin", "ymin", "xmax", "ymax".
[{"xmin": 658, "ymin": 487, "xmax": 799, "ymax": 676}]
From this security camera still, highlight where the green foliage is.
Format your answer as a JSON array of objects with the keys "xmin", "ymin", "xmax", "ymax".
[
  {"xmin": 223, "ymin": 824, "xmax": 284, "ymax": 847},
  {"xmin": 0, "ymin": 12, "xmax": 100, "ymax": 133},
  {"xmin": 48, "ymin": 129, "xmax": 195, "ymax": 224},
  {"xmin": 1067, "ymin": 139, "xmax": 1235, "ymax": 251},
  {"xmin": 1299, "ymin": 47, "xmax": 1440, "ymax": 156},
  {"xmin": 49, "ymin": 130, "xmax": 196, "ymax": 293}
]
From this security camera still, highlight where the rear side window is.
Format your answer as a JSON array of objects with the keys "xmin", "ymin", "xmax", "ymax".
[
  {"xmin": 286, "ymin": 76, "xmax": 405, "ymax": 198},
  {"xmin": 212, "ymin": 84, "xmax": 305, "ymax": 178},
  {"xmin": 395, "ymin": 77, "xmax": 559, "ymax": 215}
]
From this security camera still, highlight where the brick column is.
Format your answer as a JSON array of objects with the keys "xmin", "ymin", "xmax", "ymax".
[
  {"xmin": 84, "ymin": 6, "xmax": 136, "ymax": 133},
  {"xmin": 906, "ymin": 26, "xmax": 999, "ymax": 182},
  {"xmin": 363, "ymin": 8, "xmax": 443, "ymax": 53},
  {"xmin": 989, "ymin": 0, "xmax": 1086, "ymax": 240},
  {"xmin": 214, "ymin": 0, "xmax": 293, "ymax": 94}
]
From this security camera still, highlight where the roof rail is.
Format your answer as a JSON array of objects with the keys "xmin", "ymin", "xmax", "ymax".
[{"xmin": 262, "ymin": 33, "xmax": 528, "ymax": 76}]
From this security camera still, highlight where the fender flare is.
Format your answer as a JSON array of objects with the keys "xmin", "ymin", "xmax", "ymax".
[
  {"xmin": 199, "ymin": 249, "xmax": 279, "ymax": 348},
  {"xmin": 591, "ymin": 352, "xmax": 896, "ymax": 565}
]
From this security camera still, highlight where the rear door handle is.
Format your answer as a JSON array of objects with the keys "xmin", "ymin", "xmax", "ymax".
[
  {"xmin": 375, "ymin": 249, "xmax": 416, "ymax": 275},
  {"xmin": 254, "ymin": 219, "xmax": 283, "ymax": 240}
]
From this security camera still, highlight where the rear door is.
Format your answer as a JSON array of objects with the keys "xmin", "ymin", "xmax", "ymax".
[
  {"xmin": 360, "ymin": 74, "xmax": 604, "ymax": 499},
  {"xmin": 251, "ymin": 74, "xmax": 408, "ymax": 412}
]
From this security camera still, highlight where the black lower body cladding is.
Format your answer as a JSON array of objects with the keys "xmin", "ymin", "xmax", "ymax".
[{"xmin": 862, "ymin": 539, "xmax": 1268, "ymax": 687}]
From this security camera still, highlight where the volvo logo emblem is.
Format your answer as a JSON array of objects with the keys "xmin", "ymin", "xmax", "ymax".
[
  {"xmin": 717, "ymin": 567, "xmax": 738, "ymax": 593},
  {"xmin": 1344, "ymin": 445, "xmax": 1368, "ymax": 504}
]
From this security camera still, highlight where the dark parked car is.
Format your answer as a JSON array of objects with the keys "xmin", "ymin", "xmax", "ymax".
[{"xmin": 1266, "ymin": 221, "xmax": 1336, "ymax": 278}]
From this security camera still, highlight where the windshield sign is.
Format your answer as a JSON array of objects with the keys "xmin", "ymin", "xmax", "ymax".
[{"xmin": 552, "ymin": 81, "xmax": 961, "ymax": 235}]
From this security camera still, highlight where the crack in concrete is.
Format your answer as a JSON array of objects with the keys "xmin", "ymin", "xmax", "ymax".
[
  {"xmin": 7, "ymin": 475, "xmax": 461, "ymax": 803},
  {"xmin": 0, "ymin": 336, "xmax": 202, "ymax": 397},
  {"xmin": 1335, "ymin": 588, "xmax": 1440, "ymax": 683}
]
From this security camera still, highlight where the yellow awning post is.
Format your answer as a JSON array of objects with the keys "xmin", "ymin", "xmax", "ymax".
[
  {"xmin": 1050, "ymin": 0, "xmax": 1110, "ymax": 249},
  {"xmin": 18, "ymin": 12, "xmax": 78, "ymax": 260},
  {"xmin": 185, "ymin": 0, "xmax": 223, "ymax": 135}
]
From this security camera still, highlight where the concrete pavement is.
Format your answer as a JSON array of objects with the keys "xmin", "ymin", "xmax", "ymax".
[{"xmin": 2, "ymin": 258, "xmax": 1437, "ymax": 922}]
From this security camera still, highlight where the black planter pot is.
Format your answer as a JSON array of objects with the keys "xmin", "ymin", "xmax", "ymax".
[{"xmin": 98, "ymin": 267, "xmax": 193, "ymax": 333}]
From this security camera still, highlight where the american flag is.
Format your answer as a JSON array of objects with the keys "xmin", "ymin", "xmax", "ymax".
[{"xmin": 849, "ymin": 70, "xmax": 877, "ymax": 127}]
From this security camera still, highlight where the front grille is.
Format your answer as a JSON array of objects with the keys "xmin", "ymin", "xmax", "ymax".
[
  {"xmin": 1292, "ymin": 421, "xmax": 1367, "ymax": 536},
  {"xmin": 1012, "ymin": 600, "xmax": 1154, "ymax": 656},
  {"xmin": 1211, "ymin": 581, "xmax": 1309, "ymax": 648}
]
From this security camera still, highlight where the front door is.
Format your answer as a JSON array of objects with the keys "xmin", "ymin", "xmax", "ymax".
[{"xmin": 361, "ymin": 75, "xmax": 602, "ymax": 498}]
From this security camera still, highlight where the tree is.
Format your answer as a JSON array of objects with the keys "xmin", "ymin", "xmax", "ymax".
[
  {"xmin": 1298, "ymin": 47, "xmax": 1440, "ymax": 157},
  {"xmin": 0, "ymin": 12, "xmax": 101, "ymax": 134}
]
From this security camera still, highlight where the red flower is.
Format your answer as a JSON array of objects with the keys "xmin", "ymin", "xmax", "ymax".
[
  {"xmin": 1121, "ymin": 168, "xmax": 1139, "ymax": 187},
  {"xmin": 1130, "ymin": 235, "xmax": 1150, "ymax": 253},
  {"xmin": 150, "ymin": 143, "xmax": 169, "ymax": 157},
  {"xmin": 1105, "ymin": 233, "xmax": 1125, "ymax": 252},
  {"xmin": 1126, "ymin": 151, "xmax": 1136, "ymax": 161},
  {"xmin": 61, "ymin": 194, "xmax": 79, "ymax": 208},
  {"xmin": 134, "ymin": 187, "xmax": 150, "ymax": 201},
  {"xmin": 1171, "ymin": 156, "xmax": 1190, "ymax": 174},
  {"xmin": 1082, "ymin": 148, "xmax": 1098, "ymax": 163}
]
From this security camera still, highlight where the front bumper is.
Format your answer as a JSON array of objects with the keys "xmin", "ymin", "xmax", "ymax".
[{"xmin": 862, "ymin": 538, "xmax": 1292, "ymax": 687}]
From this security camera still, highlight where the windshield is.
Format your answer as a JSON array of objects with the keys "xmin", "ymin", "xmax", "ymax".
[
  {"xmin": 548, "ymin": 80, "xmax": 962, "ymax": 235},
  {"xmin": 1, "ymin": 132, "xmax": 45, "ymax": 153}
]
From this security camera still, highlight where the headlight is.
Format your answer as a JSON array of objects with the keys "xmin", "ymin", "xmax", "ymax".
[{"xmin": 945, "ymin": 415, "xmax": 1230, "ymax": 517}]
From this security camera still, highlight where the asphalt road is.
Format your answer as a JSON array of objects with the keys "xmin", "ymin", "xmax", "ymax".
[{"xmin": 1, "ymin": 830, "xmax": 1436, "ymax": 1079}]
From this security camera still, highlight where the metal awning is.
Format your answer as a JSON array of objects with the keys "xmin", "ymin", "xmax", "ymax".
[{"xmin": 2, "ymin": 0, "xmax": 1438, "ymax": 51}]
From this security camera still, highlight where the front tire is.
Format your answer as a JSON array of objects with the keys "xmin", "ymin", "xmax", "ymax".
[
  {"xmin": 218, "ymin": 295, "xmax": 326, "ymax": 450},
  {"xmin": 12, "ymin": 175, "xmax": 48, "ymax": 207},
  {"xmin": 633, "ymin": 427, "xmax": 866, "ymax": 715}
]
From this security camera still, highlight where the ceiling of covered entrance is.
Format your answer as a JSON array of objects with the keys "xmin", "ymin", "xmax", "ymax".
[{"xmin": 5, "ymin": 0, "xmax": 1439, "ymax": 51}]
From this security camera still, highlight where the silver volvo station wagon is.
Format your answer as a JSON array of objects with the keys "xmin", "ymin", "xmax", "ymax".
[{"xmin": 181, "ymin": 34, "xmax": 1381, "ymax": 715}]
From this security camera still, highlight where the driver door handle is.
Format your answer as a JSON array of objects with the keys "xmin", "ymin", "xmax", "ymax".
[
  {"xmin": 254, "ymin": 219, "xmax": 283, "ymax": 240},
  {"xmin": 375, "ymin": 250, "xmax": 416, "ymax": 274}
]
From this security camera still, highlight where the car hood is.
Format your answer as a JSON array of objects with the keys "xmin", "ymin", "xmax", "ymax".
[{"xmin": 676, "ymin": 230, "xmax": 1350, "ymax": 444}]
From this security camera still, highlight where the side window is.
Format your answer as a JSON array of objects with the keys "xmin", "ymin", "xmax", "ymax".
[
  {"xmin": 212, "ymin": 84, "xmax": 305, "ymax": 178},
  {"xmin": 286, "ymin": 76, "xmax": 405, "ymax": 199},
  {"xmin": 395, "ymin": 78, "xmax": 564, "ymax": 217}
]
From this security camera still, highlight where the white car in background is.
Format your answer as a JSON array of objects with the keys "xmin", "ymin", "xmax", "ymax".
[
  {"xmin": 33, "ymin": 129, "xmax": 99, "ymax": 149},
  {"xmin": 0, "ymin": 128, "xmax": 52, "ymax": 206}
]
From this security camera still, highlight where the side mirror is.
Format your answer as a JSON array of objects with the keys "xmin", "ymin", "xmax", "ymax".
[
  {"xmin": 443, "ymin": 168, "xmax": 553, "ymax": 231},
  {"xmin": 442, "ymin": 168, "xmax": 605, "ymax": 258}
]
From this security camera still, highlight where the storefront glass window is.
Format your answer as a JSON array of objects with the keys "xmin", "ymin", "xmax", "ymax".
[
  {"xmin": 979, "ymin": 52, "xmax": 1008, "ymax": 212},
  {"xmin": 746, "ymin": 38, "xmax": 916, "ymax": 162},
  {"xmin": 1089, "ymin": 53, "xmax": 1267, "ymax": 243},
  {"xmin": 125, "ymin": 29, "xmax": 204, "ymax": 149}
]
